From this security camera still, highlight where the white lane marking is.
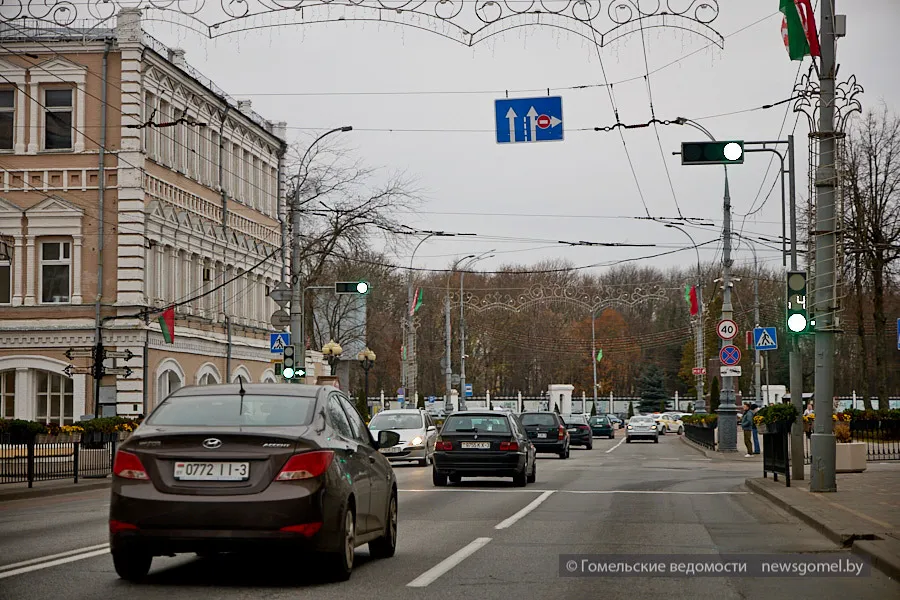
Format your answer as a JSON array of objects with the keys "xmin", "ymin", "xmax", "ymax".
[
  {"xmin": 605, "ymin": 437, "xmax": 627, "ymax": 454},
  {"xmin": 0, "ymin": 544, "xmax": 109, "ymax": 573},
  {"xmin": 0, "ymin": 549, "xmax": 109, "ymax": 580},
  {"xmin": 494, "ymin": 490, "xmax": 555, "ymax": 530},
  {"xmin": 406, "ymin": 537, "xmax": 492, "ymax": 588},
  {"xmin": 399, "ymin": 488, "xmax": 545, "ymax": 493},
  {"xmin": 565, "ymin": 490, "xmax": 748, "ymax": 495}
]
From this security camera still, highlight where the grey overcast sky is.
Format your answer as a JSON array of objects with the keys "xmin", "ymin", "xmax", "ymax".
[{"xmin": 142, "ymin": 1, "xmax": 900, "ymax": 275}]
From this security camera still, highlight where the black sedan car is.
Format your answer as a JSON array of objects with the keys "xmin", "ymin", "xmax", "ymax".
[
  {"xmin": 589, "ymin": 415, "xmax": 615, "ymax": 439},
  {"xmin": 432, "ymin": 411, "xmax": 536, "ymax": 486},
  {"xmin": 108, "ymin": 383, "xmax": 401, "ymax": 583},
  {"xmin": 561, "ymin": 414, "xmax": 593, "ymax": 449},
  {"xmin": 519, "ymin": 412, "xmax": 570, "ymax": 459}
]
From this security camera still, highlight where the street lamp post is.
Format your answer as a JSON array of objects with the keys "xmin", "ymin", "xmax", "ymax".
[
  {"xmin": 459, "ymin": 251, "xmax": 494, "ymax": 412},
  {"xmin": 321, "ymin": 339, "xmax": 343, "ymax": 376},
  {"xmin": 358, "ymin": 347, "xmax": 376, "ymax": 416},
  {"xmin": 290, "ymin": 126, "xmax": 352, "ymax": 379},
  {"xmin": 445, "ymin": 255, "xmax": 474, "ymax": 412}
]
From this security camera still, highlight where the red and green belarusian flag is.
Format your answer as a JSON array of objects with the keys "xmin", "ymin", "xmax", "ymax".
[
  {"xmin": 684, "ymin": 285, "xmax": 699, "ymax": 316},
  {"xmin": 158, "ymin": 306, "xmax": 175, "ymax": 344},
  {"xmin": 780, "ymin": 0, "xmax": 820, "ymax": 61},
  {"xmin": 409, "ymin": 288, "xmax": 423, "ymax": 316}
]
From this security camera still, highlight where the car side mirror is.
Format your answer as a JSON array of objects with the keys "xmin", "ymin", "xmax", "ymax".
[
  {"xmin": 427, "ymin": 425, "xmax": 436, "ymax": 433},
  {"xmin": 377, "ymin": 430, "xmax": 400, "ymax": 449}
]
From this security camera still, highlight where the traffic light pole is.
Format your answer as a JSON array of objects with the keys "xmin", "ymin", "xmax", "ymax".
[{"xmin": 810, "ymin": 0, "xmax": 838, "ymax": 493}]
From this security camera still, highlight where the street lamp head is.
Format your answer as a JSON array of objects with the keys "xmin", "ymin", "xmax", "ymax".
[
  {"xmin": 358, "ymin": 347, "xmax": 376, "ymax": 363},
  {"xmin": 340, "ymin": 126, "xmax": 353, "ymax": 132},
  {"xmin": 322, "ymin": 339, "xmax": 343, "ymax": 357}
]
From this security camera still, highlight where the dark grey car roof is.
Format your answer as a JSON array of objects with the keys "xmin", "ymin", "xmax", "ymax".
[{"xmin": 166, "ymin": 383, "xmax": 335, "ymax": 398}]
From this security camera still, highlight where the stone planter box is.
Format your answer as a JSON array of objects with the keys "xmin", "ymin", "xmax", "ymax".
[{"xmin": 835, "ymin": 441, "xmax": 867, "ymax": 473}]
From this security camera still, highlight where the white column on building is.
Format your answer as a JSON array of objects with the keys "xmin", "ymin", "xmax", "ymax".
[
  {"xmin": 217, "ymin": 262, "xmax": 226, "ymax": 322},
  {"xmin": 14, "ymin": 368, "xmax": 32, "ymax": 421},
  {"xmin": 23, "ymin": 235, "xmax": 35, "ymax": 305},
  {"xmin": 14, "ymin": 85, "xmax": 26, "ymax": 154},
  {"xmin": 27, "ymin": 83, "xmax": 39, "ymax": 154},
  {"xmin": 74, "ymin": 81, "xmax": 86, "ymax": 152},
  {"xmin": 71, "ymin": 233, "xmax": 83, "ymax": 303},
  {"xmin": 12, "ymin": 237, "xmax": 23, "ymax": 306},
  {"xmin": 197, "ymin": 256, "xmax": 206, "ymax": 317},
  {"xmin": 170, "ymin": 246, "xmax": 178, "ymax": 303}
]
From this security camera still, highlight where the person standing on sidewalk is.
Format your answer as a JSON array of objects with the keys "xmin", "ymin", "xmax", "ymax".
[
  {"xmin": 750, "ymin": 403, "xmax": 761, "ymax": 454},
  {"xmin": 741, "ymin": 402, "xmax": 755, "ymax": 457}
]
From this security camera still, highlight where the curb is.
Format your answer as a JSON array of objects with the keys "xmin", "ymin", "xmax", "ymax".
[
  {"xmin": 0, "ymin": 479, "xmax": 111, "ymax": 503},
  {"xmin": 744, "ymin": 478, "xmax": 849, "ymax": 546},
  {"xmin": 852, "ymin": 540, "xmax": 900, "ymax": 582},
  {"xmin": 679, "ymin": 434, "xmax": 717, "ymax": 459}
]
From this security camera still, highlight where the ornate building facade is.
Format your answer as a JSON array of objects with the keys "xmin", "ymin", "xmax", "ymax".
[{"xmin": 0, "ymin": 9, "xmax": 287, "ymax": 421}]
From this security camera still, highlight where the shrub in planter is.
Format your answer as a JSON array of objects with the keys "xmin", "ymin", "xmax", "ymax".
[
  {"xmin": 754, "ymin": 403, "xmax": 798, "ymax": 426},
  {"xmin": 0, "ymin": 419, "xmax": 48, "ymax": 442}
]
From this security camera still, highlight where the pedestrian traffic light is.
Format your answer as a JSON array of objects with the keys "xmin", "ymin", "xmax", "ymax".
[
  {"xmin": 786, "ymin": 270, "xmax": 810, "ymax": 334},
  {"xmin": 335, "ymin": 281, "xmax": 370, "ymax": 295},
  {"xmin": 681, "ymin": 141, "xmax": 745, "ymax": 165},
  {"xmin": 282, "ymin": 345, "xmax": 296, "ymax": 379}
]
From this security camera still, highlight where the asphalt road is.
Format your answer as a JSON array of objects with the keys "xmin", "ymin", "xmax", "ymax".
[{"xmin": 1, "ymin": 433, "xmax": 897, "ymax": 600}]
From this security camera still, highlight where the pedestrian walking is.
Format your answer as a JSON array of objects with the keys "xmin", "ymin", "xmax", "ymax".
[
  {"xmin": 750, "ymin": 403, "xmax": 760, "ymax": 454},
  {"xmin": 740, "ymin": 402, "xmax": 755, "ymax": 457}
]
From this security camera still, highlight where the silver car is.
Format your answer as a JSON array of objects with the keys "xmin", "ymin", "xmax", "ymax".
[
  {"xmin": 626, "ymin": 415, "xmax": 659, "ymax": 443},
  {"xmin": 368, "ymin": 409, "xmax": 438, "ymax": 466}
]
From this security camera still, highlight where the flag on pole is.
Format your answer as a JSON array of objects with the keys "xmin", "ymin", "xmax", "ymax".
[
  {"xmin": 409, "ymin": 288, "xmax": 423, "ymax": 316},
  {"xmin": 158, "ymin": 306, "xmax": 175, "ymax": 344},
  {"xmin": 596, "ymin": 349, "xmax": 603, "ymax": 362},
  {"xmin": 780, "ymin": 0, "xmax": 820, "ymax": 60},
  {"xmin": 684, "ymin": 285, "xmax": 700, "ymax": 316}
]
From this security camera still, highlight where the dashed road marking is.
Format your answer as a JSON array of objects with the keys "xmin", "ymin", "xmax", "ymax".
[{"xmin": 406, "ymin": 537, "xmax": 492, "ymax": 587}]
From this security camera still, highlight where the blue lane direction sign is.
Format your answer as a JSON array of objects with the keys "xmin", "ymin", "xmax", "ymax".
[
  {"xmin": 720, "ymin": 345, "xmax": 741, "ymax": 366},
  {"xmin": 495, "ymin": 96, "xmax": 564, "ymax": 144},
  {"xmin": 270, "ymin": 332, "xmax": 291, "ymax": 353},
  {"xmin": 754, "ymin": 327, "xmax": 778, "ymax": 351}
]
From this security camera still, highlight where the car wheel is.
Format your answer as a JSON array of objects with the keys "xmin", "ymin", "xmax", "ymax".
[
  {"xmin": 513, "ymin": 466, "xmax": 528, "ymax": 487},
  {"xmin": 322, "ymin": 504, "xmax": 355, "ymax": 581},
  {"xmin": 626, "ymin": 437, "xmax": 632, "ymax": 443},
  {"xmin": 609, "ymin": 433, "xmax": 615, "ymax": 439},
  {"xmin": 527, "ymin": 459, "xmax": 537, "ymax": 484},
  {"xmin": 368, "ymin": 492, "xmax": 397, "ymax": 559},
  {"xmin": 586, "ymin": 442, "xmax": 593, "ymax": 450},
  {"xmin": 112, "ymin": 548, "xmax": 152, "ymax": 582},
  {"xmin": 678, "ymin": 427, "xmax": 684, "ymax": 435},
  {"xmin": 654, "ymin": 436, "xmax": 659, "ymax": 443},
  {"xmin": 418, "ymin": 457, "xmax": 428, "ymax": 467},
  {"xmin": 432, "ymin": 467, "xmax": 448, "ymax": 487},
  {"xmin": 448, "ymin": 474, "xmax": 462, "ymax": 484}
]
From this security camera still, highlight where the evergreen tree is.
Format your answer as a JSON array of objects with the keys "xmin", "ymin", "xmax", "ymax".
[
  {"xmin": 710, "ymin": 377, "xmax": 721, "ymax": 413},
  {"xmin": 590, "ymin": 401, "xmax": 597, "ymax": 416},
  {"xmin": 356, "ymin": 388, "xmax": 370, "ymax": 422},
  {"xmin": 638, "ymin": 364, "xmax": 668, "ymax": 414},
  {"xmin": 627, "ymin": 401, "xmax": 635, "ymax": 419},
  {"xmin": 687, "ymin": 402, "xmax": 694, "ymax": 413}
]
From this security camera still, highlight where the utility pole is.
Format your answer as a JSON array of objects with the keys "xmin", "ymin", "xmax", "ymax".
[
  {"xmin": 591, "ymin": 311, "xmax": 598, "ymax": 412},
  {"xmin": 718, "ymin": 171, "xmax": 739, "ymax": 452},
  {"xmin": 444, "ymin": 293, "xmax": 453, "ymax": 412},
  {"xmin": 460, "ymin": 252, "xmax": 492, "ymax": 412},
  {"xmin": 810, "ymin": 1, "xmax": 838, "ymax": 492},
  {"xmin": 754, "ymin": 259, "xmax": 761, "ymax": 407},
  {"xmin": 788, "ymin": 134, "xmax": 805, "ymax": 481}
]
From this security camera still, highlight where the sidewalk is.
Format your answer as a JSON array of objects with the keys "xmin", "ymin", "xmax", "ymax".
[
  {"xmin": 746, "ymin": 464, "xmax": 900, "ymax": 582},
  {"xmin": 0, "ymin": 476, "xmax": 111, "ymax": 502}
]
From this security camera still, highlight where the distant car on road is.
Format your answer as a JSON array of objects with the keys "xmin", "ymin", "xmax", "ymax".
[
  {"xmin": 519, "ymin": 411, "xmax": 570, "ymax": 459},
  {"xmin": 608, "ymin": 415, "xmax": 624, "ymax": 429},
  {"xmin": 589, "ymin": 415, "xmax": 615, "ymax": 439},
  {"xmin": 108, "ymin": 383, "xmax": 401, "ymax": 583},
  {"xmin": 368, "ymin": 409, "xmax": 438, "ymax": 466},
  {"xmin": 561, "ymin": 414, "xmax": 593, "ymax": 450},
  {"xmin": 659, "ymin": 413, "xmax": 685, "ymax": 435},
  {"xmin": 626, "ymin": 415, "xmax": 660, "ymax": 443},
  {"xmin": 432, "ymin": 411, "xmax": 536, "ymax": 486}
]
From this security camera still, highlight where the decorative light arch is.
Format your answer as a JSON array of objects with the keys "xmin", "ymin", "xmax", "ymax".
[
  {"xmin": 196, "ymin": 362, "xmax": 222, "ymax": 385},
  {"xmin": 448, "ymin": 283, "xmax": 668, "ymax": 315},
  {"xmin": 1, "ymin": 1, "xmax": 724, "ymax": 50}
]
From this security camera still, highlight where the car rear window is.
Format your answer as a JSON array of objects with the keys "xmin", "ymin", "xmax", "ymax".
[
  {"xmin": 520, "ymin": 413, "xmax": 557, "ymax": 427},
  {"xmin": 146, "ymin": 394, "xmax": 315, "ymax": 427},
  {"xmin": 443, "ymin": 415, "xmax": 511, "ymax": 433},
  {"xmin": 562, "ymin": 415, "xmax": 588, "ymax": 425},
  {"xmin": 369, "ymin": 413, "xmax": 423, "ymax": 430}
]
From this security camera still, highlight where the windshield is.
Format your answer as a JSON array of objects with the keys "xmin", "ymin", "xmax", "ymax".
[
  {"xmin": 520, "ymin": 413, "xmax": 557, "ymax": 427},
  {"xmin": 590, "ymin": 416, "xmax": 608, "ymax": 424},
  {"xmin": 368, "ymin": 413, "xmax": 423, "ymax": 430},
  {"xmin": 146, "ymin": 394, "xmax": 315, "ymax": 427},
  {"xmin": 443, "ymin": 415, "xmax": 511, "ymax": 433}
]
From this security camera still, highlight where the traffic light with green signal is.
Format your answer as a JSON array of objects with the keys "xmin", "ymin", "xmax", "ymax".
[
  {"xmin": 283, "ymin": 345, "xmax": 297, "ymax": 379},
  {"xmin": 681, "ymin": 141, "xmax": 745, "ymax": 165},
  {"xmin": 335, "ymin": 281, "xmax": 370, "ymax": 295},
  {"xmin": 786, "ymin": 270, "xmax": 811, "ymax": 334}
]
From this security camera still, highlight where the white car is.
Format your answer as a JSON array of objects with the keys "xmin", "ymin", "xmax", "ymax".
[
  {"xmin": 659, "ymin": 413, "xmax": 685, "ymax": 435},
  {"xmin": 368, "ymin": 409, "xmax": 438, "ymax": 466}
]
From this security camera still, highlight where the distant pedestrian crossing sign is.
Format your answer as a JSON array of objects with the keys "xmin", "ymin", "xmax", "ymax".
[
  {"xmin": 270, "ymin": 332, "xmax": 291, "ymax": 353},
  {"xmin": 753, "ymin": 327, "xmax": 777, "ymax": 351}
]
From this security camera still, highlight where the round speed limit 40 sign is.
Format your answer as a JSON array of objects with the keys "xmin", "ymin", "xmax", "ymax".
[{"xmin": 716, "ymin": 319, "xmax": 738, "ymax": 340}]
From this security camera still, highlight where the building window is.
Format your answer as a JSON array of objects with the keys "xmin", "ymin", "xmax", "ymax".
[
  {"xmin": 157, "ymin": 369, "xmax": 182, "ymax": 403},
  {"xmin": 0, "ymin": 371, "xmax": 14, "ymax": 419},
  {"xmin": 0, "ymin": 241, "xmax": 10, "ymax": 304},
  {"xmin": 40, "ymin": 240, "xmax": 71, "ymax": 303},
  {"xmin": 144, "ymin": 92, "xmax": 156, "ymax": 158},
  {"xmin": 0, "ymin": 89, "xmax": 13, "ymax": 150},
  {"xmin": 44, "ymin": 88, "xmax": 73, "ymax": 150},
  {"xmin": 35, "ymin": 371, "xmax": 74, "ymax": 425},
  {"xmin": 199, "ymin": 372, "xmax": 218, "ymax": 386}
]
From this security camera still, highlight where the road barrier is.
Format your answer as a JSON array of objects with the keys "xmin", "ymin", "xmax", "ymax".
[{"xmin": 684, "ymin": 423, "xmax": 716, "ymax": 451}]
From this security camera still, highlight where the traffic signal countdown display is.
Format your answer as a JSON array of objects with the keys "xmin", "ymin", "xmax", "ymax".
[
  {"xmin": 681, "ymin": 141, "xmax": 745, "ymax": 165},
  {"xmin": 786, "ymin": 270, "xmax": 811, "ymax": 334}
]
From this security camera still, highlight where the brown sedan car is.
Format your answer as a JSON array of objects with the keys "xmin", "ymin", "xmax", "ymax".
[{"xmin": 109, "ymin": 383, "xmax": 400, "ymax": 582}]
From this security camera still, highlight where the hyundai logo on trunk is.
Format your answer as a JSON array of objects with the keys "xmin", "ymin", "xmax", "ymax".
[{"xmin": 203, "ymin": 438, "xmax": 223, "ymax": 449}]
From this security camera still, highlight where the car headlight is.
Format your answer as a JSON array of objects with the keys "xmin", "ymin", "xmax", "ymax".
[
  {"xmin": 409, "ymin": 436, "xmax": 424, "ymax": 446},
  {"xmin": 627, "ymin": 425, "xmax": 633, "ymax": 430}
]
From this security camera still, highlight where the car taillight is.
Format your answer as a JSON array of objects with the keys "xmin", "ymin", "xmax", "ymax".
[
  {"xmin": 280, "ymin": 523, "xmax": 323, "ymax": 537},
  {"xmin": 499, "ymin": 441, "xmax": 519, "ymax": 451},
  {"xmin": 109, "ymin": 520, "xmax": 138, "ymax": 534},
  {"xmin": 435, "ymin": 440, "xmax": 452, "ymax": 451},
  {"xmin": 580, "ymin": 425, "xmax": 590, "ymax": 431},
  {"xmin": 112, "ymin": 450, "xmax": 149, "ymax": 480},
  {"xmin": 558, "ymin": 425, "xmax": 566, "ymax": 439},
  {"xmin": 275, "ymin": 450, "xmax": 334, "ymax": 481}
]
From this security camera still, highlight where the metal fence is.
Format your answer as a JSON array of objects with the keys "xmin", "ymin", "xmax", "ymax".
[
  {"xmin": 684, "ymin": 424, "xmax": 716, "ymax": 451},
  {"xmin": 0, "ymin": 434, "xmax": 118, "ymax": 487},
  {"xmin": 803, "ymin": 419, "xmax": 900, "ymax": 464}
]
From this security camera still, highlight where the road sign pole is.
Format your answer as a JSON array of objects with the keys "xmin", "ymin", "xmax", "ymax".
[
  {"xmin": 718, "ymin": 167, "xmax": 739, "ymax": 453},
  {"xmin": 754, "ymin": 269, "xmax": 762, "ymax": 409}
]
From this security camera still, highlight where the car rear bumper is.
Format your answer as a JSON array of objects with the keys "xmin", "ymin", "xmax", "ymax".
[
  {"xmin": 381, "ymin": 446, "xmax": 428, "ymax": 461},
  {"xmin": 568, "ymin": 432, "xmax": 592, "ymax": 445},
  {"xmin": 627, "ymin": 431, "xmax": 657, "ymax": 439},
  {"xmin": 591, "ymin": 428, "xmax": 613, "ymax": 436},
  {"xmin": 529, "ymin": 439, "xmax": 567, "ymax": 453},
  {"xmin": 433, "ymin": 451, "xmax": 526, "ymax": 475},
  {"xmin": 110, "ymin": 527, "xmax": 339, "ymax": 555}
]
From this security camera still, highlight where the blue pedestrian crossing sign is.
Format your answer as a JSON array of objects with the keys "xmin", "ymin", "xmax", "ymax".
[
  {"xmin": 753, "ymin": 327, "xmax": 778, "ymax": 351},
  {"xmin": 270, "ymin": 332, "xmax": 291, "ymax": 353},
  {"xmin": 495, "ymin": 96, "xmax": 564, "ymax": 144}
]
